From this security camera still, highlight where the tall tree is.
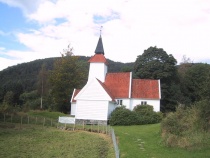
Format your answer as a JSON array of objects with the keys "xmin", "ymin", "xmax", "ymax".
[
  {"xmin": 49, "ymin": 46, "xmax": 88, "ymax": 113},
  {"xmin": 134, "ymin": 46, "xmax": 179, "ymax": 112}
]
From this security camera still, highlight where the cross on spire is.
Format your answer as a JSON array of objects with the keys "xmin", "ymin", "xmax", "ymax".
[{"xmin": 100, "ymin": 26, "xmax": 103, "ymax": 36}]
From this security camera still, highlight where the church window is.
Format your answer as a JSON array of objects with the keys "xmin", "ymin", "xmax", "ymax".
[
  {"xmin": 141, "ymin": 101, "xmax": 147, "ymax": 105},
  {"xmin": 117, "ymin": 99, "xmax": 123, "ymax": 105}
]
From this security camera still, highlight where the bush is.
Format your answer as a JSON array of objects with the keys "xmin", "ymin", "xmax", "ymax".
[
  {"xmin": 109, "ymin": 106, "xmax": 137, "ymax": 126},
  {"xmin": 196, "ymin": 100, "xmax": 210, "ymax": 131},
  {"xmin": 110, "ymin": 105, "xmax": 163, "ymax": 126},
  {"xmin": 161, "ymin": 101, "xmax": 210, "ymax": 149},
  {"xmin": 133, "ymin": 104, "xmax": 153, "ymax": 114},
  {"xmin": 135, "ymin": 105, "xmax": 163, "ymax": 125}
]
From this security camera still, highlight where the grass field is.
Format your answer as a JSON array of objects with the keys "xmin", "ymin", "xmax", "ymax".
[
  {"xmin": 0, "ymin": 123, "xmax": 115, "ymax": 158},
  {"xmin": 113, "ymin": 124, "xmax": 210, "ymax": 158}
]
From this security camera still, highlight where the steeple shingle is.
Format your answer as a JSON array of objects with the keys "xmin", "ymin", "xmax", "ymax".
[{"xmin": 95, "ymin": 35, "xmax": 104, "ymax": 55}]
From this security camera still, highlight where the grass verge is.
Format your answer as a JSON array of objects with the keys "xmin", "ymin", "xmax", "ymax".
[
  {"xmin": 113, "ymin": 124, "xmax": 210, "ymax": 158},
  {"xmin": 0, "ymin": 123, "xmax": 115, "ymax": 158}
]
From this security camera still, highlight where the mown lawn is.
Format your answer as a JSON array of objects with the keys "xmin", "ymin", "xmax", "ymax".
[
  {"xmin": 0, "ymin": 123, "xmax": 115, "ymax": 158},
  {"xmin": 113, "ymin": 124, "xmax": 210, "ymax": 158}
]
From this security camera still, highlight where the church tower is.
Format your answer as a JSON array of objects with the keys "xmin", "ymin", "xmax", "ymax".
[{"xmin": 88, "ymin": 35, "xmax": 108, "ymax": 82}]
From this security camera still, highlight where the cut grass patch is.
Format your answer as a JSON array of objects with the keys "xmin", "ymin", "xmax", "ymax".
[
  {"xmin": 113, "ymin": 124, "xmax": 210, "ymax": 158},
  {"xmin": 0, "ymin": 123, "xmax": 115, "ymax": 158}
]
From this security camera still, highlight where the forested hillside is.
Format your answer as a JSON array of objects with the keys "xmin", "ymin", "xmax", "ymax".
[
  {"xmin": 0, "ymin": 56, "xmax": 134, "ymax": 108},
  {"xmin": 0, "ymin": 47, "xmax": 210, "ymax": 113}
]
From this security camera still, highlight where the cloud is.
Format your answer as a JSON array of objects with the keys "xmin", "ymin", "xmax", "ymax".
[
  {"xmin": 0, "ymin": 0, "xmax": 210, "ymax": 71},
  {"xmin": 0, "ymin": 0, "xmax": 44, "ymax": 14}
]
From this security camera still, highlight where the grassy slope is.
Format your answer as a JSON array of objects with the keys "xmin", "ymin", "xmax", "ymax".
[
  {"xmin": 0, "ymin": 123, "xmax": 115, "ymax": 158},
  {"xmin": 113, "ymin": 124, "xmax": 210, "ymax": 158}
]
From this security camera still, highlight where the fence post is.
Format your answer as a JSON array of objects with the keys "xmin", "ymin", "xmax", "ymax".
[
  {"xmin": 4, "ymin": 114, "xmax": 5, "ymax": 123},
  {"xmin": 91, "ymin": 124, "xmax": 92, "ymax": 132},
  {"xmin": 28, "ymin": 116, "xmax": 29, "ymax": 124},
  {"xmin": 73, "ymin": 122, "xmax": 76, "ymax": 130},
  {"xmin": 51, "ymin": 119, "xmax": 52, "ymax": 126},
  {"xmin": 35, "ymin": 117, "xmax": 37, "ymax": 125},
  {"xmin": 11, "ymin": 115, "xmax": 12, "ymax": 123},
  {"xmin": 83, "ymin": 120, "xmax": 84, "ymax": 130},
  {"xmin": 98, "ymin": 121, "xmax": 99, "ymax": 133}
]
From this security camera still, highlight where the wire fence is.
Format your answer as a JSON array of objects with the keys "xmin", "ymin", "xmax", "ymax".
[
  {"xmin": 0, "ymin": 113, "xmax": 58, "ymax": 128},
  {"xmin": 110, "ymin": 127, "xmax": 120, "ymax": 158},
  {"xmin": 0, "ymin": 113, "xmax": 120, "ymax": 158}
]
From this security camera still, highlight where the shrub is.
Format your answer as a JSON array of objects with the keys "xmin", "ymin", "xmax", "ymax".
[
  {"xmin": 110, "ymin": 105, "xmax": 162, "ymax": 126},
  {"xmin": 161, "ymin": 101, "xmax": 210, "ymax": 149},
  {"xmin": 133, "ymin": 104, "xmax": 153, "ymax": 114},
  {"xmin": 134, "ymin": 105, "xmax": 163, "ymax": 125},
  {"xmin": 109, "ymin": 106, "xmax": 137, "ymax": 126},
  {"xmin": 196, "ymin": 100, "xmax": 210, "ymax": 131}
]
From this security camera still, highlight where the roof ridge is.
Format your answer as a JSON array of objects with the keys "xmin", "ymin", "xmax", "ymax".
[{"xmin": 96, "ymin": 79, "xmax": 116, "ymax": 102}]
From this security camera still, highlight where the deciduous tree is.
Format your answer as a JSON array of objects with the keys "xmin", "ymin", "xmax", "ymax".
[
  {"xmin": 134, "ymin": 46, "xmax": 179, "ymax": 112},
  {"xmin": 49, "ymin": 46, "xmax": 88, "ymax": 113}
]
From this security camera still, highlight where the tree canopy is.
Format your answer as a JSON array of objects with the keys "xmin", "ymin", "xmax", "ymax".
[
  {"xmin": 49, "ymin": 55, "xmax": 88, "ymax": 112},
  {"xmin": 134, "ymin": 46, "xmax": 179, "ymax": 112}
]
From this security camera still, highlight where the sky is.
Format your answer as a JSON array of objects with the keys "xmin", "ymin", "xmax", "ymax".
[{"xmin": 0, "ymin": 0, "xmax": 210, "ymax": 71}]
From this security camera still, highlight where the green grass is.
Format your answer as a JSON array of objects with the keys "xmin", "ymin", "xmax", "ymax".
[
  {"xmin": 0, "ymin": 123, "xmax": 115, "ymax": 158},
  {"xmin": 113, "ymin": 124, "xmax": 210, "ymax": 158}
]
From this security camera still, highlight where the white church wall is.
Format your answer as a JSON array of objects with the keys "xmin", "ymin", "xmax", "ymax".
[
  {"xmin": 75, "ymin": 100, "xmax": 108, "ymax": 120},
  {"xmin": 75, "ymin": 78, "xmax": 112, "ymax": 101},
  {"xmin": 88, "ymin": 63, "xmax": 107, "ymax": 82},
  {"xmin": 108, "ymin": 102, "xmax": 117, "ymax": 118},
  {"xmin": 70, "ymin": 103, "xmax": 76, "ymax": 115}
]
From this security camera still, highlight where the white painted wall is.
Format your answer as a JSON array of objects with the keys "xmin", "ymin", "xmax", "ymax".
[
  {"xmin": 88, "ymin": 63, "xmax": 107, "ymax": 82},
  {"xmin": 75, "ymin": 78, "xmax": 111, "ymax": 101},
  {"xmin": 70, "ymin": 103, "xmax": 76, "ymax": 115},
  {"xmin": 75, "ymin": 100, "xmax": 109, "ymax": 120},
  {"xmin": 108, "ymin": 102, "xmax": 117, "ymax": 118}
]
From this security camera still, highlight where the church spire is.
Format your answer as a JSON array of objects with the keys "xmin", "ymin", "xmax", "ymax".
[{"xmin": 95, "ymin": 26, "xmax": 104, "ymax": 55}]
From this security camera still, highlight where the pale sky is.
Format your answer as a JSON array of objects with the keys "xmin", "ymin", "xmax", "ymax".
[{"xmin": 0, "ymin": 0, "xmax": 210, "ymax": 71}]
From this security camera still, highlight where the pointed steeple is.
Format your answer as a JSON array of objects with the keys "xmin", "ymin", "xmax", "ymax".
[{"xmin": 95, "ymin": 35, "xmax": 104, "ymax": 55}]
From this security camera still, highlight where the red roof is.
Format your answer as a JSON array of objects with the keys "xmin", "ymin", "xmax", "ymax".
[
  {"xmin": 97, "ymin": 79, "xmax": 116, "ymax": 102},
  {"xmin": 131, "ymin": 79, "xmax": 159, "ymax": 99},
  {"xmin": 71, "ymin": 73, "xmax": 160, "ymax": 102},
  {"xmin": 71, "ymin": 89, "xmax": 81, "ymax": 102},
  {"xmin": 88, "ymin": 54, "xmax": 108, "ymax": 64},
  {"xmin": 104, "ymin": 72, "xmax": 131, "ymax": 98}
]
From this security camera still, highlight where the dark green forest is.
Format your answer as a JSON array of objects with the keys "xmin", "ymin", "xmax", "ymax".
[
  {"xmin": 0, "ymin": 47, "xmax": 210, "ymax": 113},
  {"xmin": 0, "ymin": 56, "xmax": 134, "ymax": 112}
]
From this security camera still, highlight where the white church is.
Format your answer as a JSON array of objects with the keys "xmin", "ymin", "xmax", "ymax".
[{"xmin": 71, "ymin": 35, "xmax": 161, "ymax": 124}]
